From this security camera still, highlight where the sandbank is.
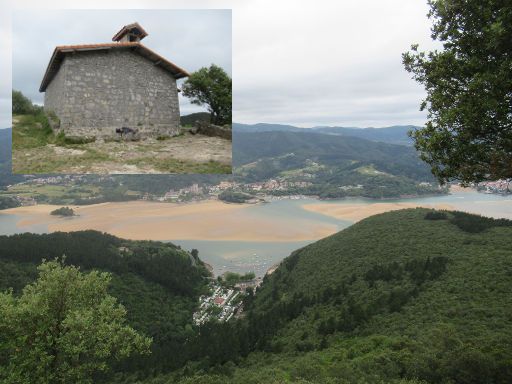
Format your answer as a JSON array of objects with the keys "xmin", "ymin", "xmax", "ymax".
[
  {"xmin": 1, "ymin": 200, "xmax": 338, "ymax": 242},
  {"xmin": 301, "ymin": 202, "xmax": 454, "ymax": 222}
]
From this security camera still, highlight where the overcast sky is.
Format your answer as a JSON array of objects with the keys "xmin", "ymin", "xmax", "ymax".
[
  {"xmin": 11, "ymin": 9, "xmax": 231, "ymax": 121},
  {"xmin": 1, "ymin": 0, "xmax": 438, "ymax": 129}
]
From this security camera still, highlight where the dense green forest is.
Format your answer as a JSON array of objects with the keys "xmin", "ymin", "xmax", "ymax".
[
  {"xmin": 218, "ymin": 189, "xmax": 254, "ymax": 203},
  {"xmin": 50, "ymin": 206, "xmax": 75, "ymax": 216},
  {"xmin": 1, "ymin": 210, "xmax": 511, "ymax": 383},
  {"xmin": 141, "ymin": 209, "xmax": 511, "ymax": 383},
  {"xmin": 0, "ymin": 231, "xmax": 213, "ymax": 380}
]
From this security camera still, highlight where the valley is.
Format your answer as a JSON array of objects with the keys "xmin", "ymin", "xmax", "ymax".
[
  {"xmin": 1, "ymin": 209, "xmax": 511, "ymax": 383},
  {"xmin": 1, "ymin": 190, "xmax": 511, "ymax": 278}
]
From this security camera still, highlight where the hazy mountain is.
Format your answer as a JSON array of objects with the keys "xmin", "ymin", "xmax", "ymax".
[
  {"xmin": 233, "ymin": 130, "xmax": 432, "ymax": 181},
  {"xmin": 0, "ymin": 129, "xmax": 20, "ymax": 186},
  {"xmin": 233, "ymin": 123, "xmax": 418, "ymax": 145},
  {"xmin": 0, "ymin": 128, "xmax": 11, "ymax": 167},
  {"xmin": 232, "ymin": 123, "xmax": 305, "ymax": 133},
  {"xmin": 180, "ymin": 112, "xmax": 211, "ymax": 126},
  {"xmin": 312, "ymin": 125, "xmax": 416, "ymax": 145}
]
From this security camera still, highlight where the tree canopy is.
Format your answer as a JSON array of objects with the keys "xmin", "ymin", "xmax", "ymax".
[
  {"xmin": 182, "ymin": 64, "xmax": 232, "ymax": 126},
  {"xmin": 50, "ymin": 207, "xmax": 75, "ymax": 217},
  {"xmin": 12, "ymin": 90, "xmax": 43, "ymax": 115},
  {"xmin": 403, "ymin": 0, "xmax": 512, "ymax": 184},
  {"xmin": 0, "ymin": 259, "xmax": 151, "ymax": 384}
]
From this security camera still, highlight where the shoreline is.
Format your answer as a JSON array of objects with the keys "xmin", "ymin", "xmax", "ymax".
[
  {"xmin": 301, "ymin": 201, "xmax": 455, "ymax": 223},
  {"xmin": 2, "ymin": 187, "xmax": 509, "ymax": 243},
  {"xmin": 0, "ymin": 200, "xmax": 340, "ymax": 242}
]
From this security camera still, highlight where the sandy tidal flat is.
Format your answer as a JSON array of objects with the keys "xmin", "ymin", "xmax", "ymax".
[
  {"xmin": 1, "ymin": 200, "xmax": 339, "ymax": 242},
  {"xmin": 301, "ymin": 202, "xmax": 454, "ymax": 222}
]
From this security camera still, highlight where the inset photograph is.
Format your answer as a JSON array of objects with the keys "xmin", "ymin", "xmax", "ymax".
[{"xmin": 12, "ymin": 10, "xmax": 232, "ymax": 174}]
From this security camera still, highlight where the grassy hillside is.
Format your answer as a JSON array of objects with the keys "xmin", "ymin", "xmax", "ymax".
[
  {"xmin": 155, "ymin": 209, "xmax": 512, "ymax": 383},
  {"xmin": 0, "ymin": 231, "xmax": 211, "ymax": 377}
]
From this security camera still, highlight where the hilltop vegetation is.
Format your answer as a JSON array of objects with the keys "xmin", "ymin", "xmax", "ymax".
[
  {"xmin": 0, "ymin": 259, "xmax": 151, "ymax": 383},
  {"xmin": 1, "ymin": 210, "xmax": 511, "ymax": 382},
  {"xmin": 0, "ymin": 231, "xmax": 211, "ymax": 378},
  {"xmin": 145, "ymin": 209, "xmax": 511, "ymax": 383},
  {"xmin": 50, "ymin": 206, "xmax": 75, "ymax": 216}
]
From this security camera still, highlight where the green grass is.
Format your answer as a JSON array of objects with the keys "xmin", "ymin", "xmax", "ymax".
[
  {"xmin": 356, "ymin": 164, "xmax": 388, "ymax": 176},
  {"xmin": 127, "ymin": 157, "xmax": 232, "ymax": 174},
  {"xmin": 1, "ymin": 183, "xmax": 104, "ymax": 206},
  {"xmin": 13, "ymin": 147, "xmax": 112, "ymax": 174},
  {"xmin": 12, "ymin": 113, "xmax": 232, "ymax": 174},
  {"xmin": 12, "ymin": 113, "xmax": 53, "ymax": 149}
]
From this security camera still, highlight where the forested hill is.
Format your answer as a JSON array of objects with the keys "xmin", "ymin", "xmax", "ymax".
[
  {"xmin": 233, "ymin": 123, "xmax": 415, "ymax": 145},
  {"xmin": 164, "ymin": 209, "xmax": 512, "ymax": 383},
  {"xmin": 233, "ymin": 130, "xmax": 433, "ymax": 181},
  {"xmin": 0, "ymin": 231, "xmax": 211, "ymax": 375}
]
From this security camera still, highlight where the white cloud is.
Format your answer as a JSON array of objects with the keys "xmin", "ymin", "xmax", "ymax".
[{"xmin": 1, "ymin": 0, "xmax": 438, "ymax": 128}]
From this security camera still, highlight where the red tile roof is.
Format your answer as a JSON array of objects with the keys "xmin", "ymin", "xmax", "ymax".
[
  {"xmin": 112, "ymin": 22, "xmax": 148, "ymax": 41},
  {"xmin": 214, "ymin": 297, "xmax": 225, "ymax": 305},
  {"xmin": 39, "ymin": 42, "xmax": 189, "ymax": 92}
]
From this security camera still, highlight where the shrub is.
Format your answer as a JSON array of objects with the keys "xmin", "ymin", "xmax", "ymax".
[
  {"xmin": 50, "ymin": 207, "xmax": 75, "ymax": 216},
  {"xmin": 424, "ymin": 211, "xmax": 448, "ymax": 220}
]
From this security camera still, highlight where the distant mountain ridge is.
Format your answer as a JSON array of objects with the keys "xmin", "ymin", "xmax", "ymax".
[
  {"xmin": 0, "ymin": 128, "xmax": 12, "ymax": 176},
  {"xmin": 180, "ymin": 112, "xmax": 211, "ymax": 126},
  {"xmin": 233, "ymin": 130, "xmax": 432, "ymax": 181},
  {"xmin": 1, "ymin": 126, "xmax": 438, "ymax": 200},
  {"xmin": 233, "ymin": 122, "xmax": 417, "ymax": 145}
]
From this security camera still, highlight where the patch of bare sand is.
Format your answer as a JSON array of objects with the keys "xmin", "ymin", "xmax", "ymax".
[
  {"xmin": 301, "ymin": 202, "xmax": 454, "ymax": 222},
  {"xmin": 449, "ymin": 184, "xmax": 475, "ymax": 193},
  {"xmin": 161, "ymin": 134, "xmax": 232, "ymax": 165},
  {"xmin": 3, "ymin": 200, "xmax": 337, "ymax": 242}
]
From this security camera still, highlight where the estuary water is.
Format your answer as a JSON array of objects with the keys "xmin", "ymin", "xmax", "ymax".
[{"xmin": 1, "ymin": 191, "xmax": 511, "ymax": 276}]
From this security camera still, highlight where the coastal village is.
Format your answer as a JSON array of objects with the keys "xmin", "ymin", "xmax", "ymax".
[
  {"xmin": 193, "ymin": 277, "xmax": 263, "ymax": 325},
  {"xmin": 3, "ymin": 175, "xmax": 316, "ymax": 207},
  {"xmin": 2, "ymin": 174, "xmax": 511, "ymax": 208}
]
